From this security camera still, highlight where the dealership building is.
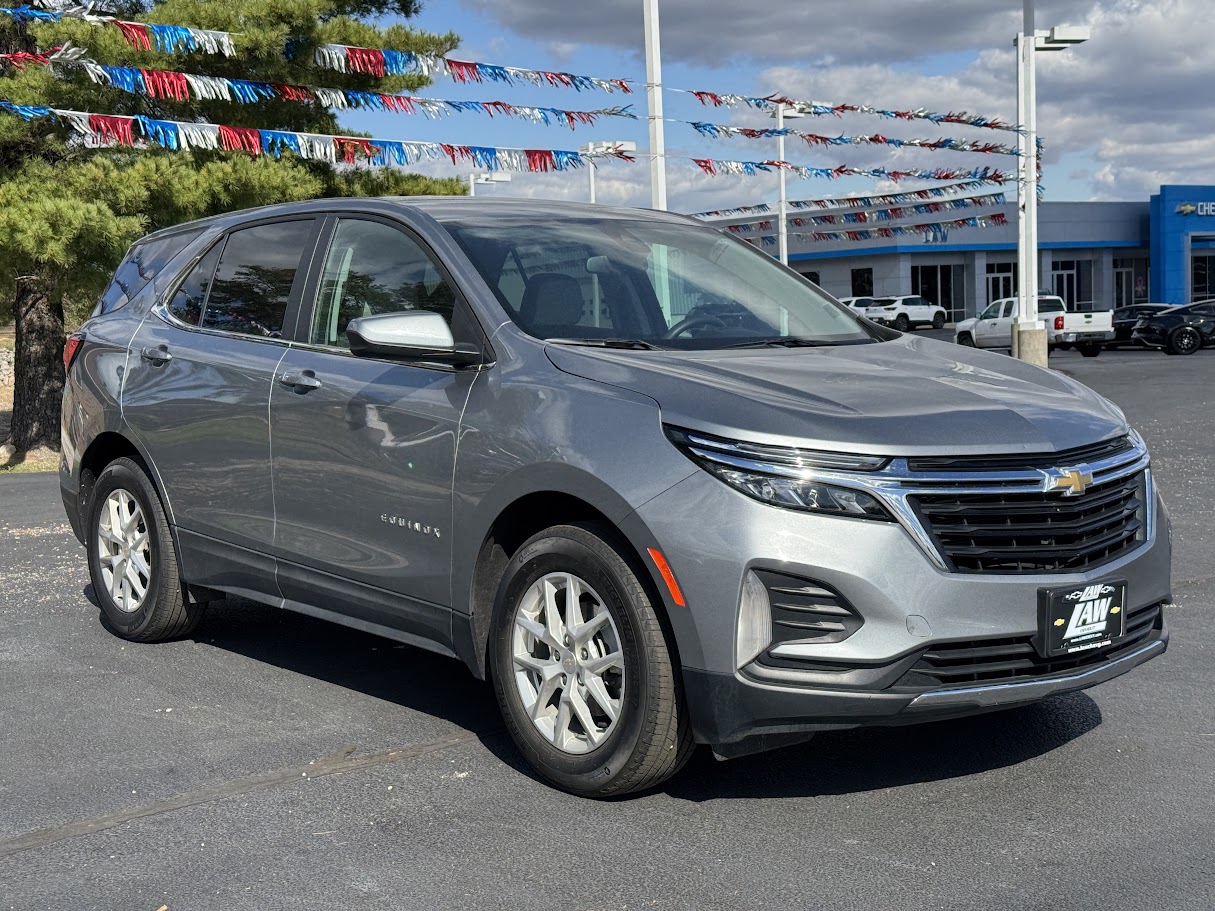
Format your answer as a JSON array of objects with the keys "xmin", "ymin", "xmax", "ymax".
[{"xmin": 700, "ymin": 184, "xmax": 1215, "ymax": 323}]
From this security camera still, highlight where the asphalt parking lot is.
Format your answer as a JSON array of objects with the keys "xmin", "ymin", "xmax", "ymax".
[{"xmin": 1, "ymin": 341, "xmax": 1212, "ymax": 911}]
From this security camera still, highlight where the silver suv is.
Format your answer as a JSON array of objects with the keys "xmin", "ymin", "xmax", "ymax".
[{"xmin": 61, "ymin": 198, "xmax": 1171, "ymax": 796}]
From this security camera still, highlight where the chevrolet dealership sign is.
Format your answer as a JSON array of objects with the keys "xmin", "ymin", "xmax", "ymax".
[{"xmin": 1176, "ymin": 202, "xmax": 1215, "ymax": 216}]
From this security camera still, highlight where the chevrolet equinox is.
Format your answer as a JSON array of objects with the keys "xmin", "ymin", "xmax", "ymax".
[{"xmin": 60, "ymin": 198, "xmax": 1171, "ymax": 796}]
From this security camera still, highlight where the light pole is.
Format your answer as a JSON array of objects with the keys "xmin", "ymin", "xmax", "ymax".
[
  {"xmin": 579, "ymin": 141, "xmax": 638, "ymax": 203},
  {"xmin": 1014, "ymin": 0, "xmax": 1090, "ymax": 366},
  {"xmin": 769, "ymin": 103, "xmax": 806, "ymax": 266},
  {"xmin": 642, "ymin": 0, "xmax": 667, "ymax": 210},
  {"xmin": 467, "ymin": 172, "xmax": 511, "ymax": 196}
]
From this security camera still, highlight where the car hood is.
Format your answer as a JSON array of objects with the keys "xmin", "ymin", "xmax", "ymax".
[{"xmin": 544, "ymin": 335, "xmax": 1128, "ymax": 456}]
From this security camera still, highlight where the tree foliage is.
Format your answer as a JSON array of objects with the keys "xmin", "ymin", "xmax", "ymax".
[{"xmin": 0, "ymin": 0, "xmax": 465, "ymax": 448}]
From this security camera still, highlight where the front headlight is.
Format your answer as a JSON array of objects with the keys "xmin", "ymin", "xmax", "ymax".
[{"xmin": 666, "ymin": 426, "xmax": 895, "ymax": 521}]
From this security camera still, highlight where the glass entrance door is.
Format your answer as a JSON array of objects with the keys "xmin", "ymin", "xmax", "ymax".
[{"xmin": 1114, "ymin": 267, "xmax": 1133, "ymax": 307}]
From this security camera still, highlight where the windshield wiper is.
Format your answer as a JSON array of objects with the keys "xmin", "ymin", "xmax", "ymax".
[
  {"xmin": 548, "ymin": 337, "xmax": 666, "ymax": 350},
  {"xmin": 719, "ymin": 337, "xmax": 835, "ymax": 349}
]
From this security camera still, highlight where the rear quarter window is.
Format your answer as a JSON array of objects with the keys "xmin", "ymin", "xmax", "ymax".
[{"xmin": 94, "ymin": 230, "xmax": 203, "ymax": 318}]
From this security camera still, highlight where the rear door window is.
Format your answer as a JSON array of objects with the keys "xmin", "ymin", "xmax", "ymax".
[
  {"xmin": 94, "ymin": 230, "xmax": 202, "ymax": 317},
  {"xmin": 166, "ymin": 244, "xmax": 222, "ymax": 327},
  {"xmin": 202, "ymin": 220, "xmax": 315, "ymax": 338}
]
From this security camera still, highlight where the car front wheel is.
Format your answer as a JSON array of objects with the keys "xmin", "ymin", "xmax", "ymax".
[
  {"xmin": 957, "ymin": 333, "xmax": 976, "ymax": 347},
  {"xmin": 489, "ymin": 522, "xmax": 693, "ymax": 796},
  {"xmin": 86, "ymin": 457, "xmax": 204, "ymax": 641}
]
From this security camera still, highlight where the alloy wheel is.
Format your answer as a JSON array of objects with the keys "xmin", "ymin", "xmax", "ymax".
[
  {"xmin": 511, "ymin": 572, "xmax": 625, "ymax": 754},
  {"xmin": 96, "ymin": 488, "xmax": 152, "ymax": 613},
  {"xmin": 1173, "ymin": 327, "xmax": 1200, "ymax": 354}
]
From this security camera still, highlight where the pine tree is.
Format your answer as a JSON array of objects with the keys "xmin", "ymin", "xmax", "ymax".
[{"xmin": 0, "ymin": 0, "xmax": 464, "ymax": 452}]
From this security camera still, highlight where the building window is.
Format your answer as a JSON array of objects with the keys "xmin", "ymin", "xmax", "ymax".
[
  {"xmin": 912, "ymin": 263, "xmax": 968, "ymax": 323},
  {"xmin": 1114, "ymin": 257, "xmax": 1150, "ymax": 305},
  {"xmin": 851, "ymin": 267, "xmax": 873, "ymax": 297},
  {"xmin": 1194, "ymin": 255, "xmax": 1215, "ymax": 302},
  {"xmin": 985, "ymin": 261, "xmax": 1017, "ymax": 305},
  {"xmin": 1051, "ymin": 259, "xmax": 1094, "ymax": 309},
  {"xmin": 805, "ymin": 271, "xmax": 821, "ymax": 286}
]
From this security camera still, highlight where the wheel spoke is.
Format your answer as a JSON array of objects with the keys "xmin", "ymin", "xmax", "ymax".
[
  {"xmin": 543, "ymin": 579, "xmax": 566, "ymax": 645},
  {"xmin": 583, "ymin": 650, "xmax": 623, "ymax": 675},
  {"xmin": 97, "ymin": 525, "xmax": 124, "ymax": 546},
  {"xmin": 564, "ymin": 574, "xmax": 585, "ymax": 631},
  {"xmin": 553, "ymin": 696, "xmax": 573, "ymax": 747},
  {"xmin": 568, "ymin": 686, "xmax": 603, "ymax": 746},
  {"xmin": 515, "ymin": 615, "xmax": 559, "ymax": 651},
  {"xmin": 106, "ymin": 497, "xmax": 123, "ymax": 541},
  {"xmin": 119, "ymin": 575, "xmax": 132, "ymax": 607},
  {"xmin": 110, "ymin": 558, "xmax": 126, "ymax": 601},
  {"xmin": 585, "ymin": 675, "xmax": 619, "ymax": 723},
  {"xmin": 573, "ymin": 609, "xmax": 609, "ymax": 644},
  {"xmin": 124, "ymin": 562, "xmax": 146, "ymax": 600},
  {"xmin": 529, "ymin": 674, "xmax": 562, "ymax": 722},
  {"xmin": 128, "ymin": 550, "xmax": 151, "ymax": 581},
  {"xmin": 513, "ymin": 651, "xmax": 553, "ymax": 675}
]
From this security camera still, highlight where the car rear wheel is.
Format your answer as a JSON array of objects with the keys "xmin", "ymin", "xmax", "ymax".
[
  {"xmin": 1079, "ymin": 342, "xmax": 1102, "ymax": 357},
  {"xmin": 489, "ymin": 522, "xmax": 693, "ymax": 797},
  {"xmin": 957, "ymin": 333, "xmax": 976, "ymax": 347},
  {"xmin": 86, "ymin": 457, "xmax": 204, "ymax": 642},
  {"xmin": 931, "ymin": 312, "xmax": 946, "ymax": 330},
  {"xmin": 1168, "ymin": 326, "xmax": 1201, "ymax": 355},
  {"xmin": 893, "ymin": 314, "xmax": 910, "ymax": 332}
]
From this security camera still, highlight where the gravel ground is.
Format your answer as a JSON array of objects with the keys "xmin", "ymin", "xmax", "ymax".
[{"xmin": 0, "ymin": 342, "xmax": 1211, "ymax": 911}]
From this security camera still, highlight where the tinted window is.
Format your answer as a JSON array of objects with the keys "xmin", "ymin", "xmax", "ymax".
[
  {"xmin": 166, "ymin": 244, "xmax": 221, "ymax": 326},
  {"xmin": 1038, "ymin": 299, "xmax": 1065, "ymax": 314},
  {"xmin": 310, "ymin": 219, "xmax": 456, "ymax": 348},
  {"xmin": 1189, "ymin": 304, "xmax": 1215, "ymax": 317},
  {"xmin": 979, "ymin": 302, "xmax": 1003, "ymax": 320},
  {"xmin": 202, "ymin": 220, "xmax": 313, "ymax": 338},
  {"xmin": 95, "ymin": 230, "xmax": 202, "ymax": 317}
]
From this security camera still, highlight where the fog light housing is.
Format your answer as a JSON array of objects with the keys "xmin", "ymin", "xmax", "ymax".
[{"xmin": 736, "ymin": 570, "xmax": 772, "ymax": 669}]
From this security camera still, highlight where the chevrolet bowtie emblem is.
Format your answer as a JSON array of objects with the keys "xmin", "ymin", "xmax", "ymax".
[{"xmin": 1047, "ymin": 468, "xmax": 1094, "ymax": 496}]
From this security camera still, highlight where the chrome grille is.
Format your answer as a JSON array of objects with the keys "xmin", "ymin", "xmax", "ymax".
[{"xmin": 912, "ymin": 469, "xmax": 1147, "ymax": 573}]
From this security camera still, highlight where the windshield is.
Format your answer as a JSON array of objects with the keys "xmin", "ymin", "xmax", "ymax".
[{"xmin": 442, "ymin": 215, "xmax": 877, "ymax": 350}]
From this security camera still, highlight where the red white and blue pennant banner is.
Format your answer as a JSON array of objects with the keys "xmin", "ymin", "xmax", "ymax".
[
  {"xmin": 743, "ymin": 213, "xmax": 1010, "ymax": 246},
  {"xmin": 0, "ymin": 44, "xmax": 635, "ymax": 128},
  {"xmin": 682, "ymin": 120, "xmax": 1020, "ymax": 157},
  {"xmin": 691, "ymin": 157, "xmax": 1013, "ymax": 186},
  {"xmin": 671, "ymin": 89, "xmax": 1017, "ymax": 134},
  {"xmin": 722, "ymin": 192, "xmax": 1006, "ymax": 233},
  {"xmin": 691, "ymin": 180, "xmax": 1003, "ymax": 217},
  {"xmin": 313, "ymin": 44, "xmax": 631, "ymax": 95},
  {"xmin": 0, "ymin": 5, "xmax": 235, "ymax": 55},
  {"xmin": 0, "ymin": 100, "xmax": 634, "ymax": 171}
]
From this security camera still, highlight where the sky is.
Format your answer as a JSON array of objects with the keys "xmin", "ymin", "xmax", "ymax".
[{"xmin": 337, "ymin": 0, "xmax": 1215, "ymax": 215}]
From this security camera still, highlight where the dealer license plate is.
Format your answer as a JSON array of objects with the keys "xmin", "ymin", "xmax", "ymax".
[{"xmin": 1040, "ymin": 581, "xmax": 1128, "ymax": 657}]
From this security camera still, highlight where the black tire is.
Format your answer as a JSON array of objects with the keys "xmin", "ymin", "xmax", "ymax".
[
  {"xmin": 86, "ymin": 457, "xmax": 203, "ymax": 642},
  {"xmin": 489, "ymin": 522, "xmax": 693, "ymax": 797},
  {"xmin": 893, "ymin": 314, "xmax": 910, "ymax": 332},
  {"xmin": 1168, "ymin": 326, "xmax": 1202, "ymax": 356},
  {"xmin": 931, "ymin": 312, "xmax": 946, "ymax": 330},
  {"xmin": 1079, "ymin": 342, "xmax": 1102, "ymax": 358},
  {"xmin": 1055, "ymin": 342, "xmax": 1073, "ymax": 351},
  {"xmin": 957, "ymin": 333, "xmax": 976, "ymax": 347}
]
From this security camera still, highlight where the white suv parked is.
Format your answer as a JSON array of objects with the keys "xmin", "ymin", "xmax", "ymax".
[
  {"xmin": 867, "ymin": 295, "xmax": 947, "ymax": 331},
  {"xmin": 838, "ymin": 296, "xmax": 877, "ymax": 319}
]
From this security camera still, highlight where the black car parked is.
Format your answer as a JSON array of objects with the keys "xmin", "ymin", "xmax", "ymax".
[
  {"xmin": 1131, "ymin": 300, "xmax": 1215, "ymax": 355},
  {"xmin": 1108, "ymin": 304, "xmax": 1172, "ymax": 348}
]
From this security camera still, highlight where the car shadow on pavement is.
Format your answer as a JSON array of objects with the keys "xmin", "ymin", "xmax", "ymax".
[
  {"xmin": 662, "ymin": 693, "xmax": 1103, "ymax": 802},
  {"xmin": 82, "ymin": 586, "xmax": 1103, "ymax": 800},
  {"xmin": 83, "ymin": 586, "xmax": 505, "ymax": 740}
]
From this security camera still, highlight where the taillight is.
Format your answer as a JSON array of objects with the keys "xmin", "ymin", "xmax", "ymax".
[
  {"xmin": 1054, "ymin": 316, "xmax": 1065, "ymax": 331},
  {"xmin": 63, "ymin": 333, "xmax": 84, "ymax": 372}
]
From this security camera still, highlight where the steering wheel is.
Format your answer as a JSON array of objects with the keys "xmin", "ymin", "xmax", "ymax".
[{"xmin": 663, "ymin": 313, "xmax": 729, "ymax": 339}]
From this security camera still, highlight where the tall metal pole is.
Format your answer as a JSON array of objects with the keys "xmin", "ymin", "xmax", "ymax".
[
  {"xmin": 468, "ymin": 173, "xmax": 476, "ymax": 197},
  {"xmin": 777, "ymin": 103, "xmax": 789, "ymax": 266},
  {"xmin": 1014, "ymin": 0, "xmax": 1047, "ymax": 367},
  {"xmin": 588, "ymin": 161, "xmax": 597, "ymax": 204},
  {"xmin": 643, "ymin": 0, "xmax": 667, "ymax": 211}
]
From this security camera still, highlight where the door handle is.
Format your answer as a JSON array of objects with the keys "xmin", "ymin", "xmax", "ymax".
[
  {"xmin": 140, "ymin": 345, "xmax": 172, "ymax": 365},
  {"xmin": 279, "ymin": 371, "xmax": 322, "ymax": 393}
]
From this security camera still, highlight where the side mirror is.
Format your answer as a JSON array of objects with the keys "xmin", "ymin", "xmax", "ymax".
[{"xmin": 346, "ymin": 311, "xmax": 483, "ymax": 368}]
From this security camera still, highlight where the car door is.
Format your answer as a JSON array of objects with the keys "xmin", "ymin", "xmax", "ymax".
[
  {"xmin": 909, "ymin": 296, "xmax": 932, "ymax": 323},
  {"xmin": 268, "ymin": 215, "xmax": 486, "ymax": 644},
  {"xmin": 122, "ymin": 217, "xmax": 319, "ymax": 593},
  {"xmin": 1188, "ymin": 303, "xmax": 1215, "ymax": 342},
  {"xmin": 973, "ymin": 301, "xmax": 1010, "ymax": 347}
]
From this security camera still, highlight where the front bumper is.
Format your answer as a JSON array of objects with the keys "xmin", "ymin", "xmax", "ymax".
[
  {"xmin": 684, "ymin": 621, "xmax": 1166, "ymax": 744},
  {"xmin": 635, "ymin": 469, "xmax": 1172, "ymax": 746}
]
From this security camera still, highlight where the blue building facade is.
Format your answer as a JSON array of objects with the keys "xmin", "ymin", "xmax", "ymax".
[{"xmin": 1149, "ymin": 185, "xmax": 1215, "ymax": 304}]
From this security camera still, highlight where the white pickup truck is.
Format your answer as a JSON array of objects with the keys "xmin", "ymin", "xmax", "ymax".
[{"xmin": 954, "ymin": 295, "xmax": 1114, "ymax": 357}]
